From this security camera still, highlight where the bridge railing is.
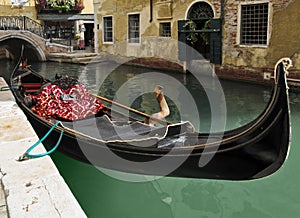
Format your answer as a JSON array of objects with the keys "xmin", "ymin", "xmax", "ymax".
[
  {"xmin": 0, "ymin": 16, "xmax": 74, "ymax": 49},
  {"xmin": 24, "ymin": 16, "xmax": 44, "ymax": 37},
  {"xmin": 0, "ymin": 16, "xmax": 44, "ymax": 38}
]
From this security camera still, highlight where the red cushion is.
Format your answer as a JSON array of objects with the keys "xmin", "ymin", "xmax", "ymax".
[{"xmin": 31, "ymin": 84, "xmax": 104, "ymax": 120}]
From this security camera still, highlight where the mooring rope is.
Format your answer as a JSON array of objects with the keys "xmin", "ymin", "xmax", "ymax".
[{"xmin": 18, "ymin": 121, "xmax": 64, "ymax": 161}]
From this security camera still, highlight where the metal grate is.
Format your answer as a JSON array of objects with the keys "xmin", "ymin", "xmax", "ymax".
[
  {"xmin": 187, "ymin": 2, "xmax": 214, "ymax": 19},
  {"xmin": 159, "ymin": 22, "xmax": 171, "ymax": 37},
  {"xmin": 240, "ymin": 3, "xmax": 269, "ymax": 45}
]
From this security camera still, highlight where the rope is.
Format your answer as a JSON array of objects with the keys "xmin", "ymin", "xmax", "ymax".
[{"xmin": 18, "ymin": 121, "xmax": 64, "ymax": 161}]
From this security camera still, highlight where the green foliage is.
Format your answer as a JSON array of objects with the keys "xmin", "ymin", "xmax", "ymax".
[
  {"xmin": 183, "ymin": 20, "xmax": 198, "ymax": 45},
  {"xmin": 183, "ymin": 20, "xmax": 211, "ymax": 45},
  {"xmin": 46, "ymin": 0, "xmax": 76, "ymax": 11},
  {"xmin": 200, "ymin": 20, "xmax": 210, "ymax": 45}
]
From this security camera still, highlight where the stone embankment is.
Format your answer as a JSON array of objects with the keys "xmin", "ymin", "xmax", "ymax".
[
  {"xmin": 0, "ymin": 78, "xmax": 87, "ymax": 218},
  {"xmin": 47, "ymin": 52, "xmax": 98, "ymax": 65}
]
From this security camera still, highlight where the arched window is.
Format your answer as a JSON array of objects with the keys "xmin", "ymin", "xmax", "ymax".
[
  {"xmin": 178, "ymin": 1, "xmax": 221, "ymax": 64},
  {"xmin": 187, "ymin": 2, "xmax": 214, "ymax": 19}
]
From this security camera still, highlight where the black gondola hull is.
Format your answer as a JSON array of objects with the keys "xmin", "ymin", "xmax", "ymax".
[
  {"xmin": 10, "ymin": 52, "xmax": 291, "ymax": 180},
  {"xmin": 18, "ymin": 93, "xmax": 289, "ymax": 180}
]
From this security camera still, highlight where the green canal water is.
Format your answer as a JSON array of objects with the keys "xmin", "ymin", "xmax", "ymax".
[{"xmin": 1, "ymin": 59, "xmax": 300, "ymax": 217}]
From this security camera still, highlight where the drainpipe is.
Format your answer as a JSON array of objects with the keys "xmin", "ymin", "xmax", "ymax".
[
  {"xmin": 149, "ymin": 0, "xmax": 153, "ymax": 23},
  {"xmin": 221, "ymin": 0, "xmax": 225, "ymax": 24}
]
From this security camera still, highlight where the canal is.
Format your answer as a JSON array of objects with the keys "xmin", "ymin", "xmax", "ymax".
[{"xmin": 1, "ymin": 58, "xmax": 300, "ymax": 217}]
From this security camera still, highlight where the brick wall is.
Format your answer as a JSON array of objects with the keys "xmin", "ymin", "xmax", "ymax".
[{"xmin": 222, "ymin": 0, "xmax": 295, "ymax": 65}]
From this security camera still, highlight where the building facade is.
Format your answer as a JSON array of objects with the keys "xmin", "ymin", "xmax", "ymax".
[
  {"xmin": 36, "ymin": 0, "xmax": 94, "ymax": 49},
  {"xmin": 94, "ymin": 0, "xmax": 300, "ymax": 82},
  {"xmin": 0, "ymin": 0, "xmax": 94, "ymax": 50},
  {"xmin": 0, "ymin": 0, "xmax": 37, "ymax": 18}
]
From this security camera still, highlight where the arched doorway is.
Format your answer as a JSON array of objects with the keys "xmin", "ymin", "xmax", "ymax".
[{"xmin": 186, "ymin": 1, "xmax": 214, "ymax": 59}]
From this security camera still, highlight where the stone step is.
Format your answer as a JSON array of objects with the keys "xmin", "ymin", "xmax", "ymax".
[{"xmin": 47, "ymin": 52, "xmax": 97, "ymax": 64}]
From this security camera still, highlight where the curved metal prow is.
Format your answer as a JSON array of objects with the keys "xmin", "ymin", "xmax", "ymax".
[{"xmin": 273, "ymin": 58, "xmax": 292, "ymax": 84}]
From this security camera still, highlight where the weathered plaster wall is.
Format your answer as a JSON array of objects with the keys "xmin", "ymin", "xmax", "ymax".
[
  {"xmin": 82, "ymin": 0, "xmax": 94, "ymax": 14},
  {"xmin": 95, "ymin": 0, "xmax": 300, "ymax": 79},
  {"xmin": 95, "ymin": 0, "xmax": 222, "ymax": 64},
  {"xmin": 222, "ymin": 0, "xmax": 296, "ymax": 69},
  {"xmin": 0, "ymin": 6, "xmax": 37, "ymax": 19},
  {"xmin": 0, "ymin": 0, "xmax": 36, "ymax": 19},
  {"xmin": 0, "ymin": 0, "xmax": 35, "ymax": 6},
  {"xmin": 268, "ymin": 0, "xmax": 300, "ymax": 69}
]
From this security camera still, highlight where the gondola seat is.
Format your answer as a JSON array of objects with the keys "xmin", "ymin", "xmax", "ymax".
[{"xmin": 21, "ymin": 83, "xmax": 42, "ymax": 94}]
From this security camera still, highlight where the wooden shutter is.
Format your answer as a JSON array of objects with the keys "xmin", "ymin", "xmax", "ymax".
[
  {"xmin": 209, "ymin": 19, "xmax": 222, "ymax": 65},
  {"xmin": 178, "ymin": 20, "xmax": 187, "ymax": 61}
]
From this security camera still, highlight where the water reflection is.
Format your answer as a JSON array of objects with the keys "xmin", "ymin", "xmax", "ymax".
[
  {"xmin": 0, "ymin": 60, "xmax": 273, "ymax": 132},
  {"xmin": 0, "ymin": 59, "xmax": 18, "ymax": 81},
  {"xmin": 181, "ymin": 181, "xmax": 223, "ymax": 213}
]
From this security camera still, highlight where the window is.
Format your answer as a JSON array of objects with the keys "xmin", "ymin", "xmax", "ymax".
[
  {"xmin": 159, "ymin": 22, "xmax": 171, "ymax": 37},
  {"xmin": 128, "ymin": 14, "xmax": 140, "ymax": 43},
  {"xmin": 103, "ymin": 16, "xmax": 113, "ymax": 43},
  {"xmin": 240, "ymin": 3, "xmax": 269, "ymax": 45}
]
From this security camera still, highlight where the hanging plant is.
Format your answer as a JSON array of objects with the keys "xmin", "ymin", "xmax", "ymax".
[
  {"xmin": 183, "ymin": 20, "xmax": 211, "ymax": 45},
  {"xmin": 183, "ymin": 20, "xmax": 198, "ymax": 45},
  {"xmin": 200, "ymin": 20, "xmax": 210, "ymax": 45},
  {"xmin": 46, "ymin": 0, "xmax": 76, "ymax": 11}
]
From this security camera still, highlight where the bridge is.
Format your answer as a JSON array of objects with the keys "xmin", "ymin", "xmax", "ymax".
[{"xmin": 0, "ymin": 16, "xmax": 72, "ymax": 61}]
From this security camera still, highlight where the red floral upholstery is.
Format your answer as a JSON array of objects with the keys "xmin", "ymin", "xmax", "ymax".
[{"xmin": 31, "ymin": 83, "xmax": 104, "ymax": 120}]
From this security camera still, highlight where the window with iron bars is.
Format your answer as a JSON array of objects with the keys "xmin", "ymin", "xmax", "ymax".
[
  {"xmin": 240, "ymin": 3, "xmax": 269, "ymax": 45},
  {"xmin": 159, "ymin": 22, "xmax": 171, "ymax": 37}
]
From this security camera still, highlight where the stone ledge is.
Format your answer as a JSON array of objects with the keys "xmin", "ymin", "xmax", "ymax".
[{"xmin": 0, "ymin": 77, "xmax": 86, "ymax": 218}]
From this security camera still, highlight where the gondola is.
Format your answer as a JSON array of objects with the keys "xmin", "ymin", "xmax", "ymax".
[{"xmin": 10, "ymin": 49, "xmax": 292, "ymax": 180}]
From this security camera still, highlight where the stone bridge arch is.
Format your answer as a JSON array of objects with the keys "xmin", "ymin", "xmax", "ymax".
[
  {"xmin": 0, "ymin": 31, "xmax": 48, "ymax": 61},
  {"xmin": 0, "ymin": 30, "xmax": 71, "ymax": 61}
]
